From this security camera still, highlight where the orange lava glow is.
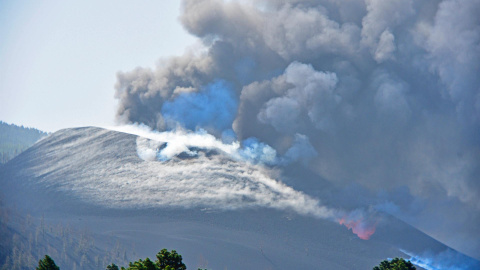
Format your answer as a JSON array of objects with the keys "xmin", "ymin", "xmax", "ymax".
[{"xmin": 339, "ymin": 217, "xmax": 377, "ymax": 240}]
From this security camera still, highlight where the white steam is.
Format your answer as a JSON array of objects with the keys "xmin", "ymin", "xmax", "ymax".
[{"xmin": 110, "ymin": 124, "xmax": 317, "ymax": 166}]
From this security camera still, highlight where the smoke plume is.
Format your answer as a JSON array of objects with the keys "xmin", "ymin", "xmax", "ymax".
[{"xmin": 114, "ymin": 0, "xmax": 480, "ymax": 258}]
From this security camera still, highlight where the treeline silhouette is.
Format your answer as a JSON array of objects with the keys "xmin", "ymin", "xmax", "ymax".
[
  {"xmin": 36, "ymin": 251, "xmax": 416, "ymax": 270},
  {"xmin": 36, "ymin": 249, "xmax": 207, "ymax": 270}
]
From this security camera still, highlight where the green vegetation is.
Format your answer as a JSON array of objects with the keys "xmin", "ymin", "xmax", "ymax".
[
  {"xmin": 33, "ymin": 251, "xmax": 417, "ymax": 270},
  {"xmin": 36, "ymin": 255, "xmax": 59, "ymax": 270},
  {"xmin": 34, "ymin": 249, "xmax": 206, "ymax": 270},
  {"xmin": 373, "ymin": 257, "xmax": 416, "ymax": 270},
  {"xmin": 109, "ymin": 249, "xmax": 187, "ymax": 270},
  {"xmin": 0, "ymin": 121, "xmax": 48, "ymax": 163},
  {"xmin": 106, "ymin": 263, "xmax": 120, "ymax": 270}
]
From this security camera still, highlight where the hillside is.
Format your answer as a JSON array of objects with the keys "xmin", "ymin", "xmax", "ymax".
[
  {"xmin": 0, "ymin": 127, "xmax": 478, "ymax": 269},
  {"xmin": 0, "ymin": 121, "xmax": 48, "ymax": 164}
]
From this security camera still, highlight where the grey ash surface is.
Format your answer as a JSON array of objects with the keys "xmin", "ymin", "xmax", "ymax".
[{"xmin": 1, "ymin": 127, "xmax": 478, "ymax": 269}]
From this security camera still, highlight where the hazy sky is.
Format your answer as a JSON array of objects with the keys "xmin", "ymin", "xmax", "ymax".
[{"xmin": 0, "ymin": 0, "xmax": 195, "ymax": 132}]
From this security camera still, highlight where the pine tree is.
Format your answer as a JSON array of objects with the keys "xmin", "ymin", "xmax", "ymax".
[
  {"xmin": 156, "ymin": 249, "xmax": 186, "ymax": 270},
  {"xmin": 106, "ymin": 263, "xmax": 120, "ymax": 270},
  {"xmin": 36, "ymin": 255, "xmax": 60, "ymax": 270}
]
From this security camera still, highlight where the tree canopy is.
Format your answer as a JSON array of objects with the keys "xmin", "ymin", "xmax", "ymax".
[
  {"xmin": 373, "ymin": 257, "xmax": 416, "ymax": 270},
  {"xmin": 155, "ymin": 249, "xmax": 186, "ymax": 270},
  {"xmin": 36, "ymin": 255, "xmax": 60, "ymax": 270},
  {"xmin": 108, "ymin": 249, "xmax": 187, "ymax": 270},
  {"xmin": 106, "ymin": 264, "xmax": 120, "ymax": 270}
]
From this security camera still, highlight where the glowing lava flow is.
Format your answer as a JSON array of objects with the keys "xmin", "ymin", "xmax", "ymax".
[{"xmin": 338, "ymin": 216, "xmax": 377, "ymax": 240}]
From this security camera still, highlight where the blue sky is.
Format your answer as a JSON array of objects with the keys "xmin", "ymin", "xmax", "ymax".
[{"xmin": 0, "ymin": 0, "xmax": 195, "ymax": 132}]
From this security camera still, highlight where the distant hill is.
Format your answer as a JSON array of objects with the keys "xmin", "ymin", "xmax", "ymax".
[{"xmin": 0, "ymin": 121, "xmax": 48, "ymax": 164}]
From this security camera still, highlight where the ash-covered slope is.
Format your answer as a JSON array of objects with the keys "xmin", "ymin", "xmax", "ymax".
[
  {"xmin": 1, "ymin": 127, "xmax": 478, "ymax": 270},
  {"xmin": 1, "ymin": 127, "xmax": 332, "ymax": 215}
]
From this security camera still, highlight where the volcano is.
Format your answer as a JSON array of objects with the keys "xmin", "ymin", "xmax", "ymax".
[{"xmin": 0, "ymin": 127, "xmax": 478, "ymax": 269}]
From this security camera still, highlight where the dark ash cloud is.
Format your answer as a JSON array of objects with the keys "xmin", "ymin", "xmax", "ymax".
[{"xmin": 114, "ymin": 0, "xmax": 480, "ymax": 259}]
